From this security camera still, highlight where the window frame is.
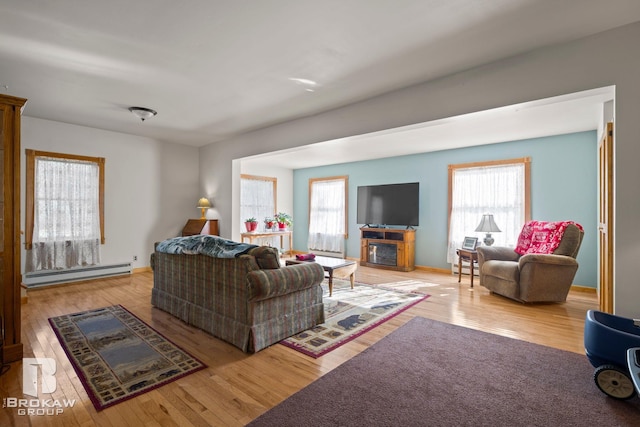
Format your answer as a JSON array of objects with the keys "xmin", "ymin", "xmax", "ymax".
[
  {"xmin": 240, "ymin": 173, "xmax": 277, "ymax": 221},
  {"xmin": 447, "ymin": 157, "xmax": 531, "ymax": 242},
  {"xmin": 308, "ymin": 175, "xmax": 349, "ymax": 239},
  {"xmin": 25, "ymin": 149, "xmax": 105, "ymax": 249}
]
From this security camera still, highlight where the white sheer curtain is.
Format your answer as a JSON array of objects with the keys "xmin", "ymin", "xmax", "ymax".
[
  {"xmin": 447, "ymin": 163, "xmax": 525, "ymax": 263},
  {"xmin": 308, "ymin": 178, "xmax": 346, "ymax": 253},
  {"xmin": 27, "ymin": 157, "xmax": 101, "ymax": 271},
  {"xmin": 240, "ymin": 176, "xmax": 275, "ymax": 229}
]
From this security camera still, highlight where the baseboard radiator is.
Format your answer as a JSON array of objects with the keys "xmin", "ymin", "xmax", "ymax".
[
  {"xmin": 309, "ymin": 249, "xmax": 346, "ymax": 258},
  {"xmin": 23, "ymin": 263, "xmax": 132, "ymax": 288}
]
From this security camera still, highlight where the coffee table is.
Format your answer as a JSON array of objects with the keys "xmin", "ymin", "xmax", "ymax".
[{"xmin": 285, "ymin": 256, "xmax": 357, "ymax": 296}]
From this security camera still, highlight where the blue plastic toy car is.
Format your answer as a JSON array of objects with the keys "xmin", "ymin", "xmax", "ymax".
[{"xmin": 584, "ymin": 310, "xmax": 640, "ymax": 399}]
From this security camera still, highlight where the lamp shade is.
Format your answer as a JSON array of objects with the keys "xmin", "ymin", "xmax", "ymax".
[
  {"xmin": 475, "ymin": 214, "xmax": 501, "ymax": 233},
  {"xmin": 196, "ymin": 197, "xmax": 212, "ymax": 209}
]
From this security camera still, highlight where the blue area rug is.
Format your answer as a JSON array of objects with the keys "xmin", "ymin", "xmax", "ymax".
[{"xmin": 49, "ymin": 305, "xmax": 206, "ymax": 411}]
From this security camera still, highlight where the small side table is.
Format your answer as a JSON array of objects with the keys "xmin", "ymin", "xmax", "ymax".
[
  {"xmin": 456, "ymin": 248, "xmax": 478, "ymax": 287},
  {"xmin": 240, "ymin": 230, "xmax": 293, "ymax": 257}
]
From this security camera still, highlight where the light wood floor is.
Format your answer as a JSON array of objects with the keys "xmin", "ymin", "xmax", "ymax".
[{"xmin": 1, "ymin": 266, "xmax": 597, "ymax": 426}]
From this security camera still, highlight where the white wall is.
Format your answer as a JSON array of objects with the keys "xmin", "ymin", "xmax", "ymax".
[
  {"xmin": 200, "ymin": 22, "xmax": 640, "ymax": 318},
  {"xmin": 21, "ymin": 117, "xmax": 200, "ymax": 271}
]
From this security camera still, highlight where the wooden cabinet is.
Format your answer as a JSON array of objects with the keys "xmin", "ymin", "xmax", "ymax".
[
  {"xmin": 1, "ymin": 94, "xmax": 26, "ymax": 363},
  {"xmin": 360, "ymin": 227, "xmax": 415, "ymax": 272},
  {"xmin": 181, "ymin": 219, "xmax": 219, "ymax": 236}
]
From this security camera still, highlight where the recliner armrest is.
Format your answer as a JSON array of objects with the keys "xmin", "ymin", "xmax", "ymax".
[
  {"xmin": 518, "ymin": 253, "xmax": 578, "ymax": 268},
  {"xmin": 476, "ymin": 246, "xmax": 519, "ymax": 263}
]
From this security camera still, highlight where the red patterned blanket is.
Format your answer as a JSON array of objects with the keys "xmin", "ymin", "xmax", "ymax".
[{"xmin": 514, "ymin": 220, "xmax": 583, "ymax": 255}]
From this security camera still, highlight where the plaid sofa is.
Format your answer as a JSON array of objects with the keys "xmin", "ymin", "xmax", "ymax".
[{"xmin": 151, "ymin": 244, "xmax": 325, "ymax": 352}]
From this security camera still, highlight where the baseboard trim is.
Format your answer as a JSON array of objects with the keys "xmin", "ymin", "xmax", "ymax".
[
  {"xmin": 290, "ymin": 257, "xmax": 596, "ymax": 287},
  {"xmin": 571, "ymin": 284, "xmax": 597, "ymax": 293},
  {"xmin": 414, "ymin": 265, "xmax": 451, "ymax": 274},
  {"xmin": 133, "ymin": 266, "xmax": 152, "ymax": 274}
]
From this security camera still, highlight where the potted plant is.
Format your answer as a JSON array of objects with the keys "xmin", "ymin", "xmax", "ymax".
[
  {"xmin": 275, "ymin": 212, "xmax": 292, "ymax": 230},
  {"xmin": 244, "ymin": 217, "xmax": 258, "ymax": 232},
  {"xmin": 264, "ymin": 216, "xmax": 275, "ymax": 230}
]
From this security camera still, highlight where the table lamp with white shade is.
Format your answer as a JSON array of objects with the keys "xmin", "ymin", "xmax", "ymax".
[{"xmin": 475, "ymin": 214, "xmax": 501, "ymax": 246}]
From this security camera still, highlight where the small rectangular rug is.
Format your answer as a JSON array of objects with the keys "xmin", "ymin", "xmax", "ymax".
[
  {"xmin": 49, "ymin": 305, "xmax": 206, "ymax": 411},
  {"xmin": 252, "ymin": 317, "xmax": 640, "ymax": 426},
  {"xmin": 280, "ymin": 279, "xmax": 430, "ymax": 357}
]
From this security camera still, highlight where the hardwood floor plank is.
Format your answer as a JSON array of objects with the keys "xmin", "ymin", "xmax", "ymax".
[{"xmin": 1, "ymin": 266, "xmax": 597, "ymax": 426}]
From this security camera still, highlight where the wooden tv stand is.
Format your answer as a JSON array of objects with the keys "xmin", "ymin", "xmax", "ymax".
[{"xmin": 360, "ymin": 227, "xmax": 415, "ymax": 272}]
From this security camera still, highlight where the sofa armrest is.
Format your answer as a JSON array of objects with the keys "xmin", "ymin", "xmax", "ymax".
[
  {"xmin": 518, "ymin": 253, "xmax": 578, "ymax": 268},
  {"xmin": 247, "ymin": 262, "xmax": 324, "ymax": 302}
]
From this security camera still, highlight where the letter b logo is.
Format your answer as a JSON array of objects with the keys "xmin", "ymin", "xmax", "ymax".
[{"xmin": 23, "ymin": 358, "xmax": 57, "ymax": 397}]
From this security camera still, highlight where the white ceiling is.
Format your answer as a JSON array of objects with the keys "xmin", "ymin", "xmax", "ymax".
[{"xmin": 1, "ymin": 1, "xmax": 638, "ymax": 149}]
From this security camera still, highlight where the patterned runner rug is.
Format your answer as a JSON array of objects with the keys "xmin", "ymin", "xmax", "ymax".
[
  {"xmin": 49, "ymin": 305, "xmax": 206, "ymax": 411},
  {"xmin": 280, "ymin": 279, "xmax": 431, "ymax": 357}
]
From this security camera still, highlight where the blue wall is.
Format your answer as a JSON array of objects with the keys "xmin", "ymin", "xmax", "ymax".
[{"xmin": 293, "ymin": 131, "xmax": 597, "ymax": 287}]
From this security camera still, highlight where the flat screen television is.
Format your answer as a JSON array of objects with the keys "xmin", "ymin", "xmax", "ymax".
[{"xmin": 356, "ymin": 182, "xmax": 419, "ymax": 227}]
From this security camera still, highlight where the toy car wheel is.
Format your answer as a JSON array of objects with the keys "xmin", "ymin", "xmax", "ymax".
[{"xmin": 594, "ymin": 364, "xmax": 636, "ymax": 400}]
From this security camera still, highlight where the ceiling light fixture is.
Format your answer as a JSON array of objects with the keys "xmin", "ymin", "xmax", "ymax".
[{"xmin": 128, "ymin": 106, "xmax": 157, "ymax": 121}]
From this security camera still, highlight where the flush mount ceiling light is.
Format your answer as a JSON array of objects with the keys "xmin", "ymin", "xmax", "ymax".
[{"xmin": 128, "ymin": 106, "xmax": 157, "ymax": 121}]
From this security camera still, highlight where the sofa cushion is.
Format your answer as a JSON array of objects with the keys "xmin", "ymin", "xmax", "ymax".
[
  {"xmin": 514, "ymin": 220, "xmax": 583, "ymax": 255},
  {"xmin": 249, "ymin": 246, "xmax": 281, "ymax": 269}
]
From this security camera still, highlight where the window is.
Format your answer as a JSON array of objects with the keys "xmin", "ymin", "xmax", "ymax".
[
  {"xmin": 240, "ymin": 174, "xmax": 276, "ymax": 228},
  {"xmin": 308, "ymin": 176, "xmax": 348, "ymax": 254},
  {"xmin": 25, "ymin": 150, "xmax": 105, "ymax": 271},
  {"xmin": 447, "ymin": 158, "xmax": 530, "ymax": 263}
]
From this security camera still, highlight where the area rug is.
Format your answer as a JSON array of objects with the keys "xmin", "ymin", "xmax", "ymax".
[
  {"xmin": 252, "ymin": 317, "xmax": 640, "ymax": 426},
  {"xmin": 280, "ymin": 279, "xmax": 430, "ymax": 357},
  {"xmin": 49, "ymin": 305, "xmax": 206, "ymax": 411}
]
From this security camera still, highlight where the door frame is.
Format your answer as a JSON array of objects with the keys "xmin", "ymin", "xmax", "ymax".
[{"xmin": 598, "ymin": 122, "xmax": 614, "ymax": 313}]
